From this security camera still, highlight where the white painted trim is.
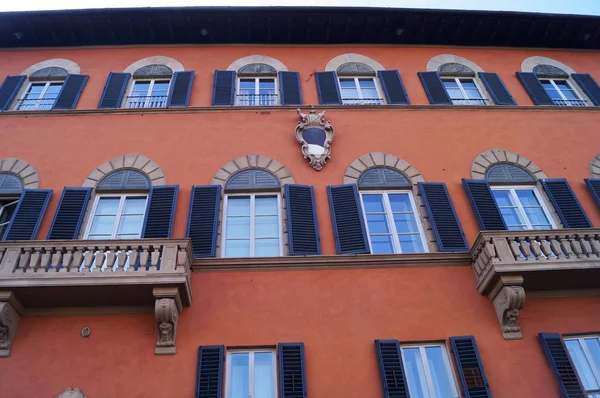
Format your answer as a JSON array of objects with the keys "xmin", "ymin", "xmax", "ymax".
[
  {"xmin": 337, "ymin": 76, "xmax": 384, "ymax": 105},
  {"xmin": 440, "ymin": 76, "xmax": 488, "ymax": 105},
  {"xmin": 490, "ymin": 185, "xmax": 557, "ymax": 230},
  {"xmin": 225, "ymin": 349, "xmax": 278, "ymax": 398},
  {"xmin": 325, "ymin": 53, "xmax": 385, "ymax": 72},
  {"xmin": 83, "ymin": 193, "xmax": 148, "ymax": 240},
  {"xmin": 235, "ymin": 76, "xmax": 279, "ymax": 106},
  {"xmin": 126, "ymin": 78, "xmax": 172, "ymax": 108}
]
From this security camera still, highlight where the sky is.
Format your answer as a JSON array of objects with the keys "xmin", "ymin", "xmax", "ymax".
[{"xmin": 1, "ymin": 0, "xmax": 600, "ymax": 16}]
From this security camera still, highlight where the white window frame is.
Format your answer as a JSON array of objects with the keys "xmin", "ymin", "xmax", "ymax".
[
  {"xmin": 400, "ymin": 342, "xmax": 461, "ymax": 398},
  {"xmin": 539, "ymin": 78, "xmax": 587, "ymax": 106},
  {"xmin": 221, "ymin": 193, "xmax": 283, "ymax": 257},
  {"xmin": 18, "ymin": 81, "xmax": 64, "ymax": 110},
  {"xmin": 564, "ymin": 335, "xmax": 600, "ymax": 395},
  {"xmin": 83, "ymin": 194, "xmax": 148, "ymax": 240},
  {"xmin": 0, "ymin": 198, "xmax": 19, "ymax": 237},
  {"xmin": 236, "ymin": 76, "xmax": 279, "ymax": 106},
  {"xmin": 338, "ymin": 76, "xmax": 384, "ymax": 105},
  {"xmin": 359, "ymin": 190, "xmax": 429, "ymax": 254},
  {"xmin": 490, "ymin": 186, "xmax": 556, "ymax": 230},
  {"xmin": 126, "ymin": 78, "xmax": 171, "ymax": 109},
  {"xmin": 225, "ymin": 349, "xmax": 278, "ymax": 398},
  {"xmin": 441, "ymin": 77, "xmax": 487, "ymax": 105}
]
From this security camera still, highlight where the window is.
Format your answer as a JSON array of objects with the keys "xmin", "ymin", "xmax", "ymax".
[
  {"xmin": 126, "ymin": 80, "xmax": 170, "ymax": 108},
  {"xmin": 539, "ymin": 79, "xmax": 586, "ymax": 107},
  {"xmin": 401, "ymin": 343, "xmax": 460, "ymax": 398},
  {"xmin": 0, "ymin": 198, "xmax": 18, "ymax": 238},
  {"xmin": 564, "ymin": 336, "xmax": 600, "ymax": 397},
  {"xmin": 491, "ymin": 187, "xmax": 555, "ymax": 230},
  {"xmin": 441, "ymin": 78, "xmax": 486, "ymax": 105},
  {"xmin": 338, "ymin": 77, "xmax": 383, "ymax": 105},
  {"xmin": 226, "ymin": 350, "xmax": 277, "ymax": 398},
  {"xmin": 17, "ymin": 82, "xmax": 64, "ymax": 110},
  {"xmin": 237, "ymin": 78, "xmax": 278, "ymax": 106},
  {"xmin": 84, "ymin": 195, "xmax": 147, "ymax": 239}
]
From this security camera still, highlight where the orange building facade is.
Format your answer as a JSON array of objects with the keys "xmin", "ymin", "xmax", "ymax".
[{"xmin": 1, "ymin": 6, "xmax": 600, "ymax": 398}]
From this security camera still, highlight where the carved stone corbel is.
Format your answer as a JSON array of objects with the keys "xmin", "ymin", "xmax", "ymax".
[
  {"xmin": 55, "ymin": 388, "xmax": 87, "ymax": 398},
  {"xmin": 488, "ymin": 275, "xmax": 526, "ymax": 340},
  {"xmin": 153, "ymin": 287, "xmax": 182, "ymax": 355},
  {"xmin": 0, "ymin": 291, "xmax": 24, "ymax": 357}
]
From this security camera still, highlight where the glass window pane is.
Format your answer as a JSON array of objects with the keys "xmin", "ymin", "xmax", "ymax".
[
  {"xmin": 225, "ymin": 240, "xmax": 251, "ymax": 258},
  {"xmin": 88, "ymin": 234, "xmax": 111, "ymax": 240},
  {"xmin": 500, "ymin": 207, "xmax": 524, "ymax": 226},
  {"xmin": 402, "ymin": 348, "xmax": 430, "ymax": 398},
  {"xmin": 460, "ymin": 80, "xmax": 476, "ymax": 89},
  {"xmin": 227, "ymin": 197, "xmax": 251, "ymax": 216},
  {"xmin": 239, "ymin": 80, "xmax": 256, "ymax": 93},
  {"xmin": 565, "ymin": 340, "xmax": 600, "ymax": 390},
  {"xmin": 584, "ymin": 338, "xmax": 600, "ymax": 377},
  {"xmin": 361, "ymin": 87, "xmax": 379, "ymax": 99},
  {"xmin": 554, "ymin": 81, "xmax": 570, "ymax": 90},
  {"xmin": 96, "ymin": 198, "xmax": 120, "ymax": 215},
  {"xmin": 123, "ymin": 198, "xmax": 147, "ymax": 214},
  {"xmin": 259, "ymin": 79, "xmax": 275, "ymax": 90},
  {"xmin": 255, "ymin": 238, "xmax": 280, "ymax": 257},
  {"xmin": 358, "ymin": 79, "xmax": 376, "ymax": 88},
  {"xmin": 524, "ymin": 207, "xmax": 551, "ymax": 226},
  {"xmin": 399, "ymin": 234, "xmax": 425, "ymax": 253},
  {"xmin": 515, "ymin": 190, "xmax": 540, "ymax": 206},
  {"xmin": 370, "ymin": 235, "xmax": 394, "ymax": 254},
  {"xmin": 255, "ymin": 197, "xmax": 278, "ymax": 215},
  {"xmin": 442, "ymin": 80, "xmax": 459, "ymax": 88},
  {"xmin": 388, "ymin": 194, "xmax": 413, "ymax": 213},
  {"xmin": 394, "ymin": 213, "xmax": 419, "ymax": 233},
  {"xmin": 446, "ymin": 88, "xmax": 464, "ymax": 99},
  {"xmin": 117, "ymin": 215, "xmax": 144, "ymax": 234},
  {"xmin": 362, "ymin": 194, "xmax": 385, "ymax": 213},
  {"xmin": 116, "ymin": 234, "xmax": 139, "ymax": 240},
  {"xmin": 230, "ymin": 353, "xmax": 250, "ymax": 398},
  {"xmin": 89, "ymin": 215, "xmax": 116, "ymax": 235},
  {"xmin": 465, "ymin": 88, "xmax": 483, "ymax": 99},
  {"xmin": 425, "ymin": 346, "xmax": 458, "ymax": 397},
  {"xmin": 254, "ymin": 353, "xmax": 274, "ymax": 398},
  {"xmin": 255, "ymin": 216, "xmax": 279, "ymax": 238},
  {"xmin": 27, "ymin": 84, "xmax": 45, "ymax": 96},
  {"xmin": 366, "ymin": 214, "xmax": 390, "ymax": 234},
  {"xmin": 226, "ymin": 217, "xmax": 251, "ymax": 239},
  {"xmin": 339, "ymin": 79, "xmax": 357, "ymax": 88},
  {"xmin": 133, "ymin": 81, "xmax": 151, "ymax": 92},
  {"xmin": 492, "ymin": 190, "xmax": 514, "ymax": 207}
]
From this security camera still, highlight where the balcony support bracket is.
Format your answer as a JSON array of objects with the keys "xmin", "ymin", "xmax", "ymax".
[
  {"xmin": 488, "ymin": 275, "xmax": 525, "ymax": 340},
  {"xmin": 0, "ymin": 291, "xmax": 24, "ymax": 357},
  {"xmin": 153, "ymin": 287, "xmax": 182, "ymax": 355}
]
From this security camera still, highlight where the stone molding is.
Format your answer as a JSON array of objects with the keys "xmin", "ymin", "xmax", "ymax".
[
  {"xmin": 589, "ymin": 153, "xmax": 600, "ymax": 178},
  {"xmin": 0, "ymin": 291, "xmax": 23, "ymax": 357},
  {"xmin": 123, "ymin": 56, "xmax": 184, "ymax": 74},
  {"xmin": 227, "ymin": 55, "xmax": 288, "ymax": 72},
  {"xmin": 82, "ymin": 154, "xmax": 166, "ymax": 188},
  {"xmin": 153, "ymin": 287, "xmax": 182, "ymax": 355},
  {"xmin": 0, "ymin": 158, "xmax": 40, "ymax": 189},
  {"xmin": 20, "ymin": 58, "xmax": 81, "ymax": 76},
  {"xmin": 426, "ymin": 54, "xmax": 484, "ymax": 73},
  {"xmin": 211, "ymin": 154, "xmax": 295, "ymax": 187},
  {"xmin": 55, "ymin": 388, "xmax": 87, "ymax": 398},
  {"xmin": 325, "ymin": 53, "xmax": 384, "ymax": 72},
  {"xmin": 470, "ymin": 148, "xmax": 548, "ymax": 180},
  {"xmin": 521, "ymin": 56, "xmax": 576, "ymax": 74},
  {"xmin": 489, "ymin": 275, "xmax": 525, "ymax": 340}
]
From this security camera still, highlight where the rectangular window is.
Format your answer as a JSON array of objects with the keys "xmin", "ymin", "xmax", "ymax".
[
  {"xmin": 491, "ymin": 187, "xmax": 555, "ymax": 230},
  {"xmin": 401, "ymin": 343, "xmax": 460, "ymax": 398},
  {"xmin": 0, "ymin": 198, "xmax": 19, "ymax": 238},
  {"xmin": 360, "ymin": 191, "xmax": 427, "ymax": 254},
  {"xmin": 84, "ymin": 195, "xmax": 147, "ymax": 239},
  {"xmin": 126, "ymin": 79, "xmax": 171, "ymax": 108},
  {"xmin": 222, "ymin": 194, "xmax": 282, "ymax": 257},
  {"xmin": 237, "ymin": 78, "xmax": 278, "ymax": 106},
  {"xmin": 539, "ymin": 79, "xmax": 587, "ymax": 107},
  {"xmin": 18, "ymin": 82, "xmax": 64, "ymax": 110},
  {"xmin": 226, "ymin": 350, "xmax": 277, "ymax": 398},
  {"xmin": 339, "ymin": 77, "xmax": 383, "ymax": 105},
  {"xmin": 564, "ymin": 336, "xmax": 600, "ymax": 397},
  {"xmin": 441, "ymin": 78, "xmax": 487, "ymax": 105}
]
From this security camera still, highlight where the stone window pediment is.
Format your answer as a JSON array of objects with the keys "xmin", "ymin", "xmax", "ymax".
[
  {"xmin": 337, "ymin": 62, "xmax": 376, "ymax": 76},
  {"xmin": 358, "ymin": 167, "xmax": 412, "ymax": 189},
  {"xmin": 225, "ymin": 169, "xmax": 280, "ymax": 191},
  {"xmin": 438, "ymin": 62, "xmax": 475, "ymax": 77},
  {"xmin": 238, "ymin": 63, "xmax": 277, "ymax": 76},
  {"xmin": 96, "ymin": 169, "xmax": 151, "ymax": 192},
  {"xmin": 29, "ymin": 67, "xmax": 69, "ymax": 81},
  {"xmin": 133, "ymin": 64, "xmax": 173, "ymax": 78},
  {"xmin": 485, "ymin": 164, "xmax": 536, "ymax": 183},
  {"xmin": 0, "ymin": 173, "xmax": 23, "ymax": 194}
]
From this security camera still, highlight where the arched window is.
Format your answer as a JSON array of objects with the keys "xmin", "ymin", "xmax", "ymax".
[
  {"xmin": 0, "ymin": 173, "xmax": 24, "ymax": 238},
  {"xmin": 533, "ymin": 64, "xmax": 586, "ymax": 107},
  {"xmin": 236, "ymin": 63, "xmax": 278, "ymax": 106},
  {"xmin": 126, "ymin": 64, "xmax": 173, "ymax": 109},
  {"xmin": 438, "ymin": 62, "xmax": 487, "ymax": 105},
  {"xmin": 336, "ymin": 62, "xmax": 383, "ymax": 105}
]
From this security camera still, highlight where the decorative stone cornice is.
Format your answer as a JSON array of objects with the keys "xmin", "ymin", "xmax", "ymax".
[
  {"xmin": 343, "ymin": 152, "xmax": 424, "ymax": 185},
  {"xmin": 470, "ymin": 148, "xmax": 547, "ymax": 180},
  {"xmin": 210, "ymin": 154, "xmax": 295, "ymax": 187},
  {"xmin": 0, "ymin": 158, "xmax": 40, "ymax": 189},
  {"xmin": 83, "ymin": 154, "xmax": 166, "ymax": 188}
]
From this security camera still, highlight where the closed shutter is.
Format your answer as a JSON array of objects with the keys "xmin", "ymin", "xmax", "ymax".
[
  {"xmin": 540, "ymin": 179, "xmax": 591, "ymax": 228},
  {"xmin": 278, "ymin": 342, "xmax": 307, "ymax": 398},
  {"xmin": 585, "ymin": 178, "xmax": 600, "ymax": 209},
  {"xmin": 47, "ymin": 187, "xmax": 92, "ymax": 239},
  {"xmin": 195, "ymin": 345, "xmax": 224, "ymax": 398},
  {"xmin": 98, "ymin": 72, "xmax": 130, "ymax": 108},
  {"xmin": 462, "ymin": 179, "xmax": 507, "ymax": 231},
  {"xmin": 327, "ymin": 184, "xmax": 369, "ymax": 255},
  {"xmin": 572, "ymin": 73, "xmax": 600, "ymax": 106},
  {"xmin": 418, "ymin": 71, "xmax": 452, "ymax": 104},
  {"xmin": 375, "ymin": 340, "xmax": 409, "ymax": 398},
  {"xmin": 141, "ymin": 185, "xmax": 179, "ymax": 238},
  {"xmin": 516, "ymin": 72, "xmax": 554, "ymax": 105},
  {"xmin": 0, "ymin": 75, "xmax": 26, "ymax": 111},
  {"xmin": 419, "ymin": 182, "xmax": 469, "ymax": 252},
  {"xmin": 377, "ymin": 70, "xmax": 410, "ymax": 104},
  {"xmin": 449, "ymin": 336, "xmax": 492, "ymax": 398},
  {"xmin": 315, "ymin": 71, "xmax": 342, "ymax": 105},
  {"xmin": 538, "ymin": 333, "xmax": 585, "ymax": 398},
  {"xmin": 3, "ymin": 189, "xmax": 52, "ymax": 241},
  {"xmin": 52, "ymin": 74, "xmax": 88, "ymax": 110},
  {"xmin": 285, "ymin": 184, "xmax": 320, "ymax": 255},
  {"xmin": 478, "ymin": 72, "xmax": 516, "ymax": 105},
  {"xmin": 167, "ymin": 71, "xmax": 195, "ymax": 107},
  {"xmin": 279, "ymin": 71, "xmax": 302, "ymax": 105},
  {"xmin": 186, "ymin": 185, "xmax": 221, "ymax": 258},
  {"xmin": 212, "ymin": 70, "xmax": 235, "ymax": 106}
]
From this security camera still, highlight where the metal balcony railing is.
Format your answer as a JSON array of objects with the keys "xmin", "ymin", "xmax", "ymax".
[
  {"xmin": 236, "ymin": 93, "xmax": 279, "ymax": 106},
  {"xmin": 451, "ymin": 98, "xmax": 489, "ymax": 105},
  {"xmin": 15, "ymin": 98, "xmax": 56, "ymax": 111},
  {"xmin": 552, "ymin": 99, "xmax": 587, "ymax": 107},
  {"xmin": 126, "ymin": 95, "xmax": 168, "ymax": 108},
  {"xmin": 341, "ymin": 97, "xmax": 383, "ymax": 105}
]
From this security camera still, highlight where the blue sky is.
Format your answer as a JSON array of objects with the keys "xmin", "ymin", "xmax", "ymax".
[{"xmin": 1, "ymin": 0, "xmax": 600, "ymax": 15}]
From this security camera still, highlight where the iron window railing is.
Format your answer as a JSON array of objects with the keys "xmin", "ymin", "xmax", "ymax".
[
  {"xmin": 125, "ymin": 96, "xmax": 168, "ymax": 109},
  {"xmin": 341, "ymin": 97, "xmax": 384, "ymax": 105},
  {"xmin": 552, "ymin": 99, "xmax": 587, "ymax": 107},
  {"xmin": 450, "ymin": 98, "xmax": 489, "ymax": 105},
  {"xmin": 16, "ymin": 98, "xmax": 57, "ymax": 111},
  {"xmin": 236, "ymin": 93, "xmax": 279, "ymax": 106}
]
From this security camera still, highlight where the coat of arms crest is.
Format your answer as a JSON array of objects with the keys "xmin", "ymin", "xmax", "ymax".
[{"xmin": 295, "ymin": 109, "xmax": 334, "ymax": 171}]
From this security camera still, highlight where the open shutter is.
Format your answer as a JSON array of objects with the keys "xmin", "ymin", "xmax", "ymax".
[
  {"xmin": 98, "ymin": 72, "xmax": 130, "ymax": 108},
  {"xmin": 167, "ymin": 71, "xmax": 195, "ymax": 107},
  {"xmin": 279, "ymin": 71, "xmax": 302, "ymax": 105},
  {"xmin": 540, "ymin": 179, "xmax": 591, "ymax": 228},
  {"xmin": 278, "ymin": 342, "xmax": 307, "ymax": 398},
  {"xmin": 141, "ymin": 185, "xmax": 178, "ymax": 238},
  {"xmin": 186, "ymin": 185, "xmax": 221, "ymax": 258},
  {"xmin": 377, "ymin": 70, "xmax": 409, "ymax": 105},
  {"xmin": 212, "ymin": 70, "xmax": 235, "ymax": 106},
  {"xmin": 418, "ymin": 71, "xmax": 452, "ymax": 104},
  {"xmin": 516, "ymin": 72, "xmax": 554, "ymax": 105},
  {"xmin": 539, "ymin": 333, "xmax": 585, "ymax": 398},
  {"xmin": 47, "ymin": 187, "xmax": 92, "ymax": 239},
  {"xmin": 285, "ymin": 184, "xmax": 320, "ymax": 255},
  {"xmin": 327, "ymin": 184, "xmax": 369, "ymax": 255},
  {"xmin": 0, "ymin": 75, "xmax": 26, "ymax": 111},
  {"xmin": 419, "ymin": 182, "xmax": 469, "ymax": 252},
  {"xmin": 585, "ymin": 178, "xmax": 600, "ymax": 209},
  {"xmin": 195, "ymin": 345, "xmax": 224, "ymax": 398},
  {"xmin": 375, "ymin": 340, "xmax": 409, "ymax": 398},
  {"xmin": 478, "ymin": 72, "xmax": 516, "ymax": 105},
  {"xmin": 572, "ymin": 73, "xmax": 600, "ymax": 106},
  {"xmin": 52, "ymin": 74, "xmax": 88, "ymax": 110},
  {"xmin": 3, "ymin": 189, "xmax": 52, "ymax": 241},
  {"xmin": 462, "ymin": 179, "xmax": 507, "ymax": 231},
  {"xmin": 450, "ymin": 336, "xmax": 492, "ymax": 398},
  {"xmin": 315, "ymin": 71, "xmax": 342, "ymax": 105}
]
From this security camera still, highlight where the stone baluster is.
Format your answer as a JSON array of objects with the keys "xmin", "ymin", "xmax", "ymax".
[
  {"xmin": 29, "ymin": 248, "xmax": 43, "ymax": 273},
  {"xmin": 82, "ymin": 249, "xmax": 95, "ymax": 272},
  {"xmin": 529, "ymin": 238, "xmax": 543, "ymax": 260},
  {"xmin": 139, "ymin": 246, "xmax": 150, "ymax": 271},
  {"xmin": 539, "ymin": 239, "xmax": 554, "ymax": 259},
  {"xmin": 94, "ymin": 248, "xmax": 106, "ymax": 272},
  {"xmin": 105, "ymin": 249, "xmax": 117, "ymax": 272},
  {"xmin": 559, "ymin": 237, "xmax": 575, "ymax": 260},
  {"xmin": 116, "ymin": 250, "xmax": 128, "ymax": 271},
  {"xmin": 40, "ymin": 247, "xmax": 53, "ymax": 272},
  {"xmin": 570, "ymin": 238, "xmax": 584, "ymax": 259},
  {"xmin": 60, "ymin": 248, "xmax": 74, "ymax": 272},
  {"xmin": 0, "ymin": 248, "xmax": 5, "ymax": 264},
  {"xmin": 579, "ymin": 236, "xmax": 595, "ymax": 258},
  {"xmin": 550, "ymin": 239, "xmax": 564, "ymax": 259},
  {"xmin": 518, "ymin": 238, "xmax": 532, "ymax": 260},
  {"xmin": 508, "ymin": 238, "xmax": 524, "ymax": 262},
  {"xmin": 72, "ymin": 247, "xmax": 85, "ymax": 272},
  {"xmin": 149, "ymin": 247, "xmax": 161, "ymax": 272},
  {"xmin": 177, "ymin": 247, "xmax": 188, "ymax": 271},
  {"xmin": 127, "ymin": 248, "xmax": 140, "ymax": 272},
  {"xmin": 590, "ymin": 236, "xmax": 600, "ymax": 257},
  {"xmin": 50, "ymin": 249, "xmax": 63, "ymax": 272}
]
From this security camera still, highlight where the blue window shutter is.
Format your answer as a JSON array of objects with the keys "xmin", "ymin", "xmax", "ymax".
[
  {"xmin": 279, "ymin": 71, "xmax": 302, "ymax": 105},
  {"xmin": 278, "ymin": 342, "xmax": 307, "ymax": 398},
  {"xmin": 3, "ymin": 189, "xmax": 52, "ymax": 241},
  {"xmin": 327, "ymin": 184, "xmax": 369, "ymax": 255},
  {"xmin": 285, "ymin": 184, "xmax": 321, "ymax": 255},
  {"xmin": 478, "ymin": 72, "xmax": 516, "ymax": 105},
  {"xmin": 377, "ymin": 70, "xmax": 410, "ymax": 104},
  {"xmin": 572, "ymin": 73, "xmax": 600, "ymax": 106},
  {"xmin": 212, "ymin": 70, "xmax": 235, "ymax": 106},
  {"xmin": 52, "ymin": 74, "xmax": 88, "ymax": 110},
  {"xmin": 516, "ymin": 72, "xmax": 554, "ymax": 105},
  {"xmin": 585, "ymin": 178, "xmax": 600, "ymax": 209},
  {"xmin": 98, "ymin": 72, "xmax": 130, "ymax": 109},
  {"xmin": 315, "ymin": 71, "xmax": 342, "ymax": 105},
  {"xmin": 538, "ymin": 333, "xmax": 585, "ymax": 398},
  {"xmin": 418, "ymin": 71, "xmax": 452, "ymax": 104},
  {"xmin": 195, "ymin": 345, "xmax": 224, "ymax": 398},
  {"xmin": 450, "ymin": 336, "xmax": 492, "ymax": 398},
  {"xmin": 419, "ymin": 182, "xmax": 469, "ymax": 252},
  {"xmin": 375, "ymin": 340, "xmax": 409, "ymax": 398},
  {"xmin": 0, "ymin": 75, "xmax": 26, "ymax": 111},
  {"xmin": 462, "ymin": 179, "xmax": 507, "ymax": 231},
  {"xmin": 540, "ymin": 178, "xmax": 591, "ymax": 228},
  {"xmin": 141, "ymin": 185, "xmax": 179, "ymax": 239},
  {"xmin": 47, "ymin": 187, "xmax": 92, "ymax": 239},
  {"xmin": 186, "ymin": 185, "xmax": 221, "ymax": 258},
  {"xmin": 167, "ymin": 71, "xmax": 195, "ymax": 107}
]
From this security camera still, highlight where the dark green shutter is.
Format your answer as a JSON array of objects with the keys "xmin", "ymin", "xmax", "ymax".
[
  {"xmin": 141, "ymin": 185, "xmax": 178, "ymax": 238},
  {"xmin": 315, "ymin": 71, "xmax": 342, "ymax": 105},
  {"xmin": 377, "ymin": 70, "xmax": 409, "ymax": 104},
  {"xmin": 418, "ymin": 71, "xmax": 452, "ymax": 104},
  {"xmin": 539, "ymin": 333, "xmax": 585, "ymax": 398},
  {"xmin": 462, "ymin": 179, "xmax": 507, "ymax": 231},
  {"xmin": 327, "ymin": 184, "xmax": 369, "ymax": 255},
  {"xmin": 195, "ymin": 345, "xmax": 224, "ymax": 398},
  {"xmin": 0, "ymin": 75, "xmax": 26, "ymax": 111},
  {"xmin": 52, "ymin": 74, "xmax": 88, "ymax": 110},
  {"xmin": 585, "ymin": 178, "xmax": 600, "ymax": 209},
  {"xmin": 540, "ymin": 179, "xmax": 591, "ymax": 228},
  {"xmin": 285, "ymin": 184, "xmax": 320, "ymax": 255},
  {"xmin": 278, "ymin": 342, "xmax": 307, "ymax": 398},
  {"xmin": 3, "ymin": 189, "xmax": 52, "ymax": 241},
  {"xmin": 419, "ymin": 182, "xmax": 469, "ymax": 251},
  {"xmin": 572, "ymin": 73, "xmax": 600, "ymax": 106},
  {"xmin": 279, "ymin": 71, "xmax": 302, "ymax": 105},
  {"xmin": 186, "ymin": 185, "xmax": 221, "ymax": 258},
  {"xmin": 375, "ymin": 340, "xmax": 409, "ymax": 398},
  {"xmin": 98, "ymin": 72, "xmax": 130, "ymax": 108},
  {"xmin": 47, "ymin": 187, "xmax": 92, "ymax": 239},
  {"xmin": 516, "ymin": 72, "xmax": 554, "ymax": 105},
  {"xmin": 450, "ymin": 336, "xmax": 492, "ymax": 398},
  {"xmin": 478, "ymin": 72, "xmax": 516, "ymax": 105},
  {"xmin": 167, "ymin": 71, "xmax": 194, "ymax": 107},
  {"xmin": 212, "ymin": 70, "xmax": 235, "ymax": 106}
]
